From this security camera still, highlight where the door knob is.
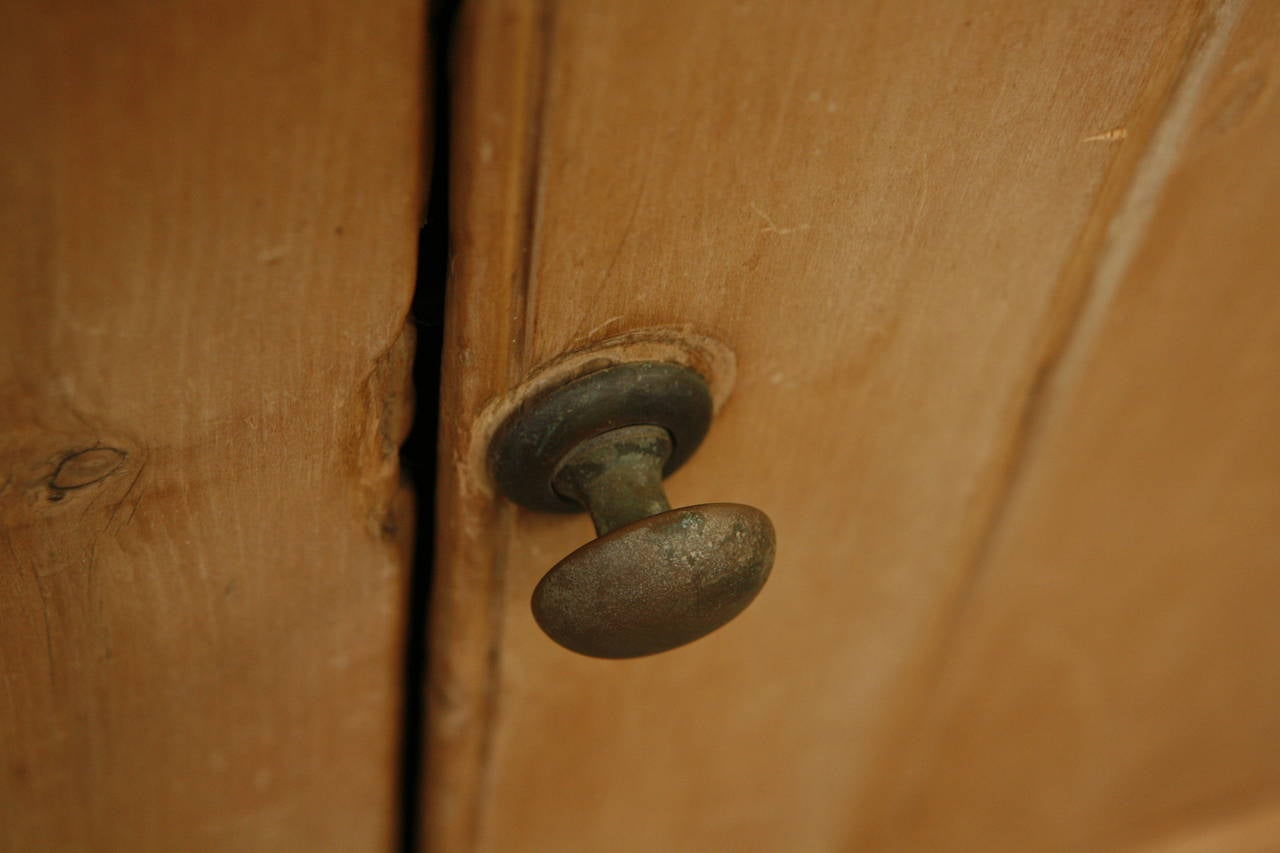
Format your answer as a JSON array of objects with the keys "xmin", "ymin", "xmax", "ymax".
[{"xmin": 490, "ymin": 361, "xmax": 775, "ymax": 659}]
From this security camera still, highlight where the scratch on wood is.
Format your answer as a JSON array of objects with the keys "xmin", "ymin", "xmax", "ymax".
[
  {"xmin": 1082, "ymin": 127, "xmax": 1130, "ymax": 142},
  {"xmin": 750, "ymin": 202, "xmax": 810, "ymax": 235},
  {"xmin": 583, "ymin": 316, "xmax": 623, "ymax": 340}
]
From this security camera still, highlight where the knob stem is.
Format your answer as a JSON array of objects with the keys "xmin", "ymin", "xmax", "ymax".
[{"xmin": 552, "ymin": 425, "xmax": 673, "ymax": 535}]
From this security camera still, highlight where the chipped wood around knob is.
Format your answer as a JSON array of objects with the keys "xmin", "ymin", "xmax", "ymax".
[{"xmin": 0, "ymin": 2, "xmax": 424, "ymax": 850}]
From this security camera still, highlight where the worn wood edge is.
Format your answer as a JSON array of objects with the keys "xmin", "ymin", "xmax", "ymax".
[
  {"xmin": 1020, "ymin": 0, "xmax": 1248, "ymax": 419},
  {"xmin": 949, "ymin": 0, "xmax": 1247, "ymax": 644},
  {"xmin": 421, "ymin": 2, "xmax": 549, "ymax": 851},
  {"xmin": 351, "ymin": 323, "xmax": 419, "ymax": 542},
  {"xmin": 848, "ymin": 0, "xmax": 1228, "ymax": 841},
  {"xmin": 951, "ymin": 0, "xmax": 1239, "ymax": 648}
]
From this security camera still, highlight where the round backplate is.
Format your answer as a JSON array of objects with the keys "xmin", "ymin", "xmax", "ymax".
[{"xmin": 489, "ymin": 361, "xmax": 713, "ymax": 513}]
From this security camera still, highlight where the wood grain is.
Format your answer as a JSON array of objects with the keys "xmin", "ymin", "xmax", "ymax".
[
  {"xmin": 0, "ymin": 2, "xmax": 424, "ymax": 850},
  {"xmin": 422, "ymin": 3, "xmax": 549, "ymax": 850},
  {"xmin": 423, "ymin": 1, "xmax": 1271, "ymax": 850},
  {"xmin": 859, "ymin": 2, "xmax": 1280, "ymax": 849}
]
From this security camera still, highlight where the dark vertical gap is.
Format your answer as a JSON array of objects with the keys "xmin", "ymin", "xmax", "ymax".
[{"xmin": 399, "ymin": 1, "xmax": 459, "ymax": 850}]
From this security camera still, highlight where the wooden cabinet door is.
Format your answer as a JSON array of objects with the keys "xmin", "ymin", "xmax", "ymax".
[
  {"xmin": 1, "ymin": 3, "xmax": 424, "ymax": 850},
  {"xmin": 425, "ymin": 2, "xmax": 1280, "ymax": 851}
]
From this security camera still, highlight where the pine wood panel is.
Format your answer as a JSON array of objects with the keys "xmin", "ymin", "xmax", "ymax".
[
  {"xmin": 859, "ymin": 2, "xmax": 1280, "ymax": 849},
  {"xmin": 0, "ymin": 2, "xmax": 424, "ymax": 850},
  {"xmin": 424, "ymin": 1, "xmax": 1245, "ymax": 850},
  {"xmin": 422, "ymin": 4, "xmax": 547, "ymax": 848}
]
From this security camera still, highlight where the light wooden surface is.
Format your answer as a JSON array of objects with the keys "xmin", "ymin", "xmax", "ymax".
[
  {"xmin": 0, "ymin": 2, "xmax": 423, "ymax": 850},
  {"xmin": 422, "ymin": 3, "xmax": 546, "ymax": 847},
  {"xmin": 426, "ymin": 0, "xmax": 1280, "ymax": 850},
  {"xmin": 860, "ymin": 3, "xmax": 1280, "ymax": 848}
]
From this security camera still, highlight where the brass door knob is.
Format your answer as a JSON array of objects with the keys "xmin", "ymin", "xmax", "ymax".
[{"xmin": 490, "ymin": 362, "xmax": 776, "ymax": 659}]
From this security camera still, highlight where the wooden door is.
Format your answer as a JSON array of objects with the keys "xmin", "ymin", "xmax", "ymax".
[
  {"xmin": 1, "ymin": 2, "xmax": 424, "ymax": 850},
  {"xmin": 425, "ymin": 1, "xmax": 1280, "ymax": 851}
]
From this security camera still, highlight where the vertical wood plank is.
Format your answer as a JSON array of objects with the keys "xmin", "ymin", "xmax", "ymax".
[
  {"xmin": 861, "ymin": 2, "xmax": 1280, "ymax": 849},
  {"xmin": 421, "ymin": 3, "xmax": 549, "ymax": 851},
  {"xmin": 0, "ymin": 2, "xmax": 424, "ymax": 850},
  {"xmin": 428, "ymin": 1, "xmax": 1238, "ymax": 851}
]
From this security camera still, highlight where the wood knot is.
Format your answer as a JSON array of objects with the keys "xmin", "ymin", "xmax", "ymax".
[{"xmin": 49, "ymin": 447, "xmax": 128, "ymax": 491}]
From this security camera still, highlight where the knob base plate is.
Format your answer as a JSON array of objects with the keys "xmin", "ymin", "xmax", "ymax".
[{"xmin": 489, "ymin": 361, "xmax": 714, "ymax": 513}]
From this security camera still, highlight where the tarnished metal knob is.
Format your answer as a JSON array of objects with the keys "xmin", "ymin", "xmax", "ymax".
[{"xmin": 490, "ymin": 362, "xmax": 776, "ymax": 659}]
